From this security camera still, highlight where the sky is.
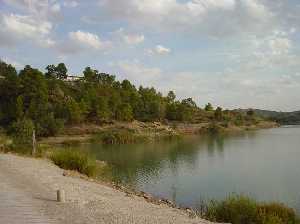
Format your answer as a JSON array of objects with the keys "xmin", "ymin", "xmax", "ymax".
[{"xmin": 0, "ymin": 0, "xmax": 300, "ymax": 111}]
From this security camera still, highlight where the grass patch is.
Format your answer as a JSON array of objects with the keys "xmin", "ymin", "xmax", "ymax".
[
  {"xmin": 257, "ymin": 203, "xmax": 299, "ymax": 224},
  {"xmin": 93, "ymin": 129, "xmax": 147, "ymax": 144},
  {"xmin": 3, "ymin": 142, "xmax": 47, "ymax": 157},
  {"xmin": 92, "ymin": 127, "xmax": 181, "ymax": 145},
  {"xmin": 0, "ymin": 133, "xmax": 12, "ymax": 152},
  {"xmin": 50, "ymin": 149, "xmax": 97, "ymax": 177},
  {"xmin": 60, "ymin": 139, "xmax": 85, "ymax": 146},
  {"xmin": 207, "ymin": 123, "xmax": 225, "ymax": 134},
  {"xmin": 201, "ymin": 195, "xmax": 299, "ymax": 224},
  {"xmin": 154, "ymin": 131, "xmax": 181, "ymax": 141}
]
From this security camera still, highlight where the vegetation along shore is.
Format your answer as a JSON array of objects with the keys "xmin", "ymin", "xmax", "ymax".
[
  {"xmin": 0, "ymin": 60, "xmax": 277, "ymax": 146},
  {"xmin": 0, "ymin": 60, "xmax": 290, "ymax": 224}
]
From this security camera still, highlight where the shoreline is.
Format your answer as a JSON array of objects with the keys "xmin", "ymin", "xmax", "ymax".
[
  {"xmin": 39, "ymin": 120, "xmax": 279, "ymax": 145},
  {"xmin": 1, "ymin": 123, "xmax": 298, "ymax": 224},
  {"xmin": 0, "ymin": 152, "xmax": 215, "ymax": 224},
  {"xmin": 33, "ymin": 120, "xmax": 279, "ymax": 218}
]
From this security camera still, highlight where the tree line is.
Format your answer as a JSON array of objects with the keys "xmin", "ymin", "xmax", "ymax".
[{"xmin": 0, "ymin": 60, "xmax": 255, "ymax": 137}]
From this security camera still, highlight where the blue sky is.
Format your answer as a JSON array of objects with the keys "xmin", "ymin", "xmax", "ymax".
[{"xmin": 1, "ymin": 0, "xmax": 300, "ymax": 111}]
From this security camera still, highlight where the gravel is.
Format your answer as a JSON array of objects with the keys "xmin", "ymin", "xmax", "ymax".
[{"xmin": 0, "ymin": 153, "xmax": 217, "ymax": 224}]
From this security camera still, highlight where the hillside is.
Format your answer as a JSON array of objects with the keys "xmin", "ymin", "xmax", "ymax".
[
  {"xmin": 0, "ymin": 60, "xmax": 272, "ymax": 139},
  {"xmin": 238, "ymin": 109, "xmax": 300, "ymax": 125}
]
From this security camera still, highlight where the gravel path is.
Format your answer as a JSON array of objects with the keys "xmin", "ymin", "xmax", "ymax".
[{"xmin": 0, "ymin": 153, "xmax": 216, "ymax": 224}]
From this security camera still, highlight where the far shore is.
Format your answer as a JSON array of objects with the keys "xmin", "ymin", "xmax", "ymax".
[{"xmin": 39, "ymin": 120, "xmax": 279, "ymax": 145}]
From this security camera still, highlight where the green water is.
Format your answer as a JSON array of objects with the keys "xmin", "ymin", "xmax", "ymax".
[{"xmin": 74, "ymin": 126, "xmax": 300, "ymax": 211}]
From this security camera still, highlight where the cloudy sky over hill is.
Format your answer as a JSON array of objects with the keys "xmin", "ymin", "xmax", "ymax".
[{"xmin": 1, "ymin": 0, "xmax": 300, "ymax": 111}]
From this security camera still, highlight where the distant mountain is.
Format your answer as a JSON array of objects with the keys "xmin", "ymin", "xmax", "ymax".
[{"xmin": 236, "ymin": 109, "xmax": 300, "ymax": 125}]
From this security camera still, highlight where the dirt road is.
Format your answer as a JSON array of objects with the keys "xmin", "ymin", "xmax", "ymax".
[{"xmin": 0, "ymin": 153, "xmax": 215, "ymax": 224}]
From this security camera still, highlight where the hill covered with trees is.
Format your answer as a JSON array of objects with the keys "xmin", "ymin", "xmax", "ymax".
[
  {"xmin": 240, "ymin": 109, "xmax": 300, "ymax": 125},
  {"xmin": 0, "ymin": 60, "xmax": 272, "ymax": 138}
]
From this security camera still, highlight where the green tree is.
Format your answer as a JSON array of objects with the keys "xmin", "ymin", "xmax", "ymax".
[
  {"xmin": 83, "ymin": 67, "xmax": 97, "ymax": 82},
  {"xmin": 137, "ymin": 87, "xmax": 163, "ymax": 121},
  {"xmin": 116, "ymin": 103, "xmax": 133, "ymax": 121},
  {"xmin": 35, "ymin": 112, "xmax": 64, "ymax": 137},
  {"xmin": 56, "ymin": 63, "xmax": 68, "ymax": 80},
  {"xmin": 0, "ymin": 61, "xmax": 19, "ymax": 126},
  {"xmin": 177, "ymin": 98, "xmax": 198, "ymax": 122},
  {"xmin": 205, "ymin": 103, "xmax": 214, "ymax": 111},
  {"xmin": 95, "ymin": 97, "xmax": 111, "ymax": 122},
  {"xmin": 247, "ymin": 109, "xmax": 255, "ymax": 117},
  {"xmin": 45, "ymin": 64, "xmax": 56, "ymax": 79},
  {"xmin": 214, "ymin": 107, "xmax": 223, "ymax": 121},
  {"xmin": 10, "ymin": 118, "xmax": 34, "ymax": 147},
  {"xmin": 166, "ymin": 102, "xmax": 179, "ymax": 120},
  {"xmin": 19, "ymin": 65, "xmax": 53, "ymax": 136},
  {"xmin": 66, "ymin": 98, "xmax": 82, "ymax": 124},
  {"xmin": 15, "ymin": 96, "xmax": 24, "ymax": 119},
  {"xmin": 167, "ymin": 91, "xmax": 176, "ymax": 103},
  {"xmin": 19, "ymin": 65, "xmax": 48, "ymax": 120},
  {"xmin": 45, "ymin": 63, "xmax": 68, "ymax": 80}
]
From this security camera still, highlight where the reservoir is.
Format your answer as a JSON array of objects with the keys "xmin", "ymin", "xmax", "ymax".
[{"xmin": 76, "ymin": 126, "xmax": 300, "ymax": 212}]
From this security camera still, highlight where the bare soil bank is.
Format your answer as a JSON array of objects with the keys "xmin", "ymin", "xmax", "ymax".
[{"xmin": 40, "ymin": 120, "xmax": 278, "ymax": 145}]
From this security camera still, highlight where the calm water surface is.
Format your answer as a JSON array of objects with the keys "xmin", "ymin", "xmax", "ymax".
[{"xmin": 78, "ymin": 126, "xmax": 300, "ymax": 211}]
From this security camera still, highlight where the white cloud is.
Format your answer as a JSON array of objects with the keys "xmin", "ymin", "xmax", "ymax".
[
  {"xmin": 50, "ymin": 3, "xmax": 61, "ymax": 13},
  {"xmin": 98, "ymin": 0, "xmax": 273, "ymax": 37},
  {"xmin": 155, "ymin": 45, "xmax": 171, "ymax": 55},
  {"xmin": 123, "ymin": 34, "xmax": 145, "ymax": 45},
  {"xmin": 63, "ymin": 1, "xmax": 79, "ymax": 8},
  {"xmin": 69, "ymin": 30, "xmax": 106, "ymax": 49},
  {"xmin": 228, "ymin": 28, "xmax": 297, "ymax": 73},
  {"xmin": 146, "ymin": 45, "xmax": 171, "ymax": 56},
  {"xmin": 3, "ymin": 0, "xmax": 61, "ymax": 19},
  {"xmin": 269, "ymin": 37, "xmax": 291, "ymax": 55},
  {"xmin": 113, "ymin": 28, "xmax": 145, "ymax": 45},
  {"xmin": 242, "ymin": 0, "xmax": 269, "ymax": 19},
  {"xmin": 40, "ymin": 38, "xmax": 56, "ymax": 48},
  {"xmin": 0, "ymin": 13, "xmax": 53, "ymax": 47},
  {"xmin": 113, "ymin": 61, "xmax": 162, "ymax": 87},
  {"xmin": 3, "ymin": 14, "xmax": 52, "ymax": 37},
  {"xmin": 1, "ymin": 1, "xmax": 60, "ymax": 47},
  {"xmin": 57, "ymin": 30, "xmax": 111, "ymax": 55},
  {"xmin": 110, "ymin": 56, "xmax": 300, "ymax": 111}
]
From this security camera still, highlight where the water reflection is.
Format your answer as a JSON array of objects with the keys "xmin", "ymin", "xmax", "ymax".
[{"xmin": 72, "ymin": 127, "xmax": 300, "ymax": 212}]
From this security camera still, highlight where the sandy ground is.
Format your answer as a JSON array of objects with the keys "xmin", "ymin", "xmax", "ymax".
[{"xmin": 0, "ymin": 153, "xmax": 217, "ymax": 224}]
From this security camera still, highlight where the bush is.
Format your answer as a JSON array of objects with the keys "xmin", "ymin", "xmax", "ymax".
[
  {"xmin": 257, "ymin": 203, "xmax": 298, "ymax": 224},
  {"xmin": 36, "ymin": 113, "xmax": 64, "ymax": 137},
  {"xmin": 203, "ymin": 195, "xmax": 299, "ymax": 224},
  {"xmin": 9, "ymin": 118, "xmax": 34, "ymax": 152},
  {"xmin": 115, "ymin": 103, "xmax": 133, "ymax": 121},
  {"xmin": 205, "ymin": 195, "xmax": 257, "ymax": 224},
  {"xmin": 0, "ymin": 133, "xmax": 11, "ymax": 152},
  {"xmin": 50, "ymin": 149, "xmax": 97, "ymax": 177},
  {"xmin": 207, "ymin": 123, "xmax": 224, "ymax": 134},
  {"xmin": 95, "ymin": 129, "xmax": 143, "ymax": 144}
]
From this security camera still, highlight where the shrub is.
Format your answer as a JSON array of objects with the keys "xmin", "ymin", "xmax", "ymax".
[
  {"xmin": 10, "ymin": 118, "xmax": 34, "ymax": 146},
  {"xmin": 36, "ymin": 113, "xmax": 64, "ymax": 137},
  {"xmin": 207, "ymin": 123, "xmax": 224, "ymax": 134},
  {"xmin": 95, "ymin": 129, "xmax": 143, "ymax": 144},
  {"xmin": 257, "ymin": 203, "xmax": 298, "ymax": 224},
  {"xmin": 115, "ymin": 103, "xmax": 134, "ymax": 121},
  {"xmin": 50, "ymin": 149, "xmax": 97, "ymax": 177},
  {"xmin": 205, "ymin": 195, "xmax": 257, "ymax": 224},
  {"xmin": 258, "ymin": 214, "xmax": 283, "ymax": 224},
  {"xmin": 203, "ymin": 195, "xmax": 300, "ymax": 224},
  {"xmin": 0, "ymin": 133, "xmax": 11, "ymax": 152}
]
